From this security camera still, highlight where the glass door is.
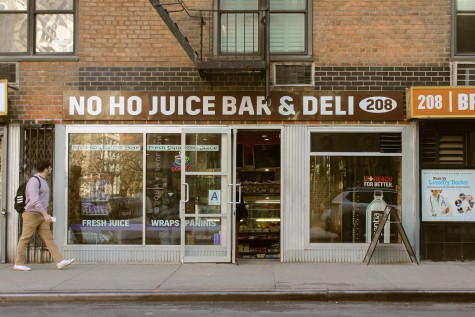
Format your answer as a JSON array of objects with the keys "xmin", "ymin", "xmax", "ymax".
[{"xmin": 180, "ymin": 127, "xmax": 232, "ymax": 262}]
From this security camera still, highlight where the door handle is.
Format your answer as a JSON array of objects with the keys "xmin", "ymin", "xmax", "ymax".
[
  {"xmin": 236, "ymin": 184, "xmax": 242, "ymax": 203},
  {"xmin": 227, "ymin": 184, "xmax": 233, "ymax": 204},
  {"xmin": 182, "ymin": 183, "xmax": 189, "ymax": 203},
  {"xmin": 227, "ymin": 184, "xmax": 242, "ymax": 204}
]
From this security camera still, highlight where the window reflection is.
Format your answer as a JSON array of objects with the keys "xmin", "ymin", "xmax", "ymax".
[
  {"xmin": 309, "ymin": 154, "xmax": 402, "ymax": 244},
  {"xmin": 145, "ymin": 133, "xmax": 181, "ymax": 245},
  {"xmin": 0, "ymin": 0, "xmax": 75, "ymax": 55},
  {"xmin": 36, "ymin": 14, "xmax": 74, "ymax": 53},
  {"xmin": 68, "ymin": 133, "xmax": 143, "ymax": 245}
]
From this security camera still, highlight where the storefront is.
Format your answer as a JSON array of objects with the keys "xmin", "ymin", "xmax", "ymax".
[
  {"xmin": 0, "ymin": 0, "xmax": 460, "ymax": 266},
  {"xmin": 51, "ymin": 89, "xmax": 419, "ymax": 264},
  {"xmin": 410, "ymin": 87, "xmax": 475, "ymax": 261},
  {"xmin": 64, "ymin": 125, "xmax": 233, "ymax": 262}
]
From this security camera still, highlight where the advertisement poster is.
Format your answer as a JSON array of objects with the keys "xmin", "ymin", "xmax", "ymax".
[{"xmin": 421, "ymin": 170, "xmax": 475, "ymax": 222}]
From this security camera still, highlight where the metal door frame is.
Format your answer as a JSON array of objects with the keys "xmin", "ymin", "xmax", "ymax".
[
  {"xmin": 180, "ymin": 127, "xmax": 232, "ymax": 263},
  {"xmin": 0, "ymin": 127, "xmax": 7, "ymax": 263}
]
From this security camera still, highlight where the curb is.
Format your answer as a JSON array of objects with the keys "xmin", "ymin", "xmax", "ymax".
[{"xmin": 1, "ymin": 290, "xmax": 475, "ymax": 303}]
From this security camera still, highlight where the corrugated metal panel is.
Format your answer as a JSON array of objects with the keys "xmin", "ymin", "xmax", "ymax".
[
  {"xmin": 63, "ymin": 248, "xmax": 181, "ymax": 263},
  {"xmin": 283, "ymin": 246, "xmax": 410, "ymax": 263},
  {"xmin": 281, "ymin": 125, "xmax": 307, "ymax": 262},
  {"xmin": 6, "ymin": 125, "xmax": 21, "ymax": 262},
  {"xmin": 62, "ymin": 247, "xmax": 227, "ymax": 263},
  {"xmin": 185, "ymin": 249, "xmax": 227, "ymax": 257}
]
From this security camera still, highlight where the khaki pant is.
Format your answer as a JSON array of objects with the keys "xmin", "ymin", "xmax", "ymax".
[{"xmin": 15, "ymin": 212, "xmax": 63, "ymax": 265}]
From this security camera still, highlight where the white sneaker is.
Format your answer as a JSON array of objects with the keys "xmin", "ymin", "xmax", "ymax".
[
  {"xmin": 14, "ymin": 265, "xmax": 32, "ymax": 271},
  {"xmin": 57, "ymin": 259, "xmax": 75, "ymax": 270}
]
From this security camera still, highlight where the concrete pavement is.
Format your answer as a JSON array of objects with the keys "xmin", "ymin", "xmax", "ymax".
[{"xmin": 1, "ymin": 260, "xmax": 475, "ymax": 302}]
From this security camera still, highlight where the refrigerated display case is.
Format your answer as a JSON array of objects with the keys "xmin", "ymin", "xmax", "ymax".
[{"xmin": 238, "ymin": 195, "xmax": 280, "ymax": 259}]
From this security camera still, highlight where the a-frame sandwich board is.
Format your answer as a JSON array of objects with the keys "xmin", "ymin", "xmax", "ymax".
[{"xmin": 363, "ymin": 205, "xmax": 419, "ymax": 265}]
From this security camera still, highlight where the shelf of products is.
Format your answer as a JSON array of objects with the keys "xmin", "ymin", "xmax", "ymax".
[
  {"xmin": 241, "ymin": 170, "xmax": 280, "ymax": 195},
  {"xmin": 237, "ymin": 195, "xmax": 280, "ymax": 259}
]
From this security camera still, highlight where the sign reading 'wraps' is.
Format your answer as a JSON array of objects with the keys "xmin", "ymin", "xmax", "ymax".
[{"xmin": 65, "ymin": 91, "xmax": 403, "ymax": 121}]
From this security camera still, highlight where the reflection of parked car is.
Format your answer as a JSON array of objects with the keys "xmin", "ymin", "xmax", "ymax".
[{"xmin": 330, "ymin": 188, "xmax": 399, "ymax": 243}]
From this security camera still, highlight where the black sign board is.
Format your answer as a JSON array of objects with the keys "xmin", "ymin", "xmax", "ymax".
[{"xmin": 363, "ymin": 206, "xmax": 419, "ymax": 265}]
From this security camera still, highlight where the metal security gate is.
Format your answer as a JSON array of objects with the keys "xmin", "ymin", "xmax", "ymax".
[{"xmin": 18, "ymin": 124, "xmax": 54, "ymax": 264}]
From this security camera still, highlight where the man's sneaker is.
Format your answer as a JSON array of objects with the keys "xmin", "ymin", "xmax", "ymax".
[
  {"xmin": 13, "ymin": 265, "xmax": 32, "ymax": 271},
  {"xmin": 57, "ymin": 259, "xmax": 75, "ymax": 270}
]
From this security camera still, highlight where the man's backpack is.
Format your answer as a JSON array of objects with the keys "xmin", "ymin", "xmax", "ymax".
[{"xmin": 14, "ymin": 176, "xmax": 41, "ymax": 214}]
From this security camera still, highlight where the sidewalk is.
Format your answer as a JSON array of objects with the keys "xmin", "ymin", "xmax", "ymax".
[{"xmin": 1, "ymin": 260, "xmax": 475, "ymax": 302}]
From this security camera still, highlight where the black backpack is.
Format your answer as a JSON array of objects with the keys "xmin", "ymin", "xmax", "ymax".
[{"xmin": 14, "ymin": 176, "xmax": 41, "ymax": 214}]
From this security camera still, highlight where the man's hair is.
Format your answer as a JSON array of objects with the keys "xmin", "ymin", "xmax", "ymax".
[{"xmin": 36, "ymin": 160, "xmax": 52, "ymax": 172}]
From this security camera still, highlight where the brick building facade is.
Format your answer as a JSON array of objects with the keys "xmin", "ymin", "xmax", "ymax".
[{"xmin": 1, "ymin": 0, "xmax": 474, "ymax": 264}]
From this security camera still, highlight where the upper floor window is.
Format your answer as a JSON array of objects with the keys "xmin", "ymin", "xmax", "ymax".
[
  {"xmin": 269, "ymin": 0, "xmax": 306, "ymax": 54},
  {"xmin": 219, "ymin": 0, "xmax": 309, "ymax": 55},
  {"xmin": 455, "ymin": 0, "xmax": 475, "ymax": 56},
  {"xmin": 0, "ymin": 0, "xmax": 76, "ymax": 57}
]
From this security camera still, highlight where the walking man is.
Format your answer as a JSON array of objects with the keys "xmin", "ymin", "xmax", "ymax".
[{"xmin": 14, "ymin": 161, "xmax": 75, "ymax": 271}]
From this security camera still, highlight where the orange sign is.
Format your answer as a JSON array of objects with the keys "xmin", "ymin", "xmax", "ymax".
[{"xmin": 409, "ymin": 86, "xmax": 475, "ymax": 118}]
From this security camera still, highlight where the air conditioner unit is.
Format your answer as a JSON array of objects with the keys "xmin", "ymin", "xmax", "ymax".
[
  {"xmin": 0, "ymin": 62, "xmax": 19, "ymax": 86},
  {"xmin": 273, "ymin": 63, "xmax": 314, "ymax": 87}
]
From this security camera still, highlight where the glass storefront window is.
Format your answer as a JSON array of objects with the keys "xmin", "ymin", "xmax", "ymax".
[
  {"xmin": 145, "ymin": 133, "xmax": 181, "ymax": 245},
  {"xmin": 185, "ymin": 133, "xmax": 222, "ymax": 172},
  {"xmin": 68, "ymin": 130, "xmax": 228, "ymax": 247},
  {"xmin": 68, "ymin": 133, "xmax": 143, "ymax": 245},
  {"xmin": 309, "ymin": 132, "xmax": 402, "ymax": 244}
]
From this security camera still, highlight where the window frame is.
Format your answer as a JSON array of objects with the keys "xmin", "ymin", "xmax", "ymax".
[
  {"xmin": 307, "ymin": 127, "xmax": 405, "ymax": 246},
  {"xmin": 217, "ymin": 0, "xmax": 312, "ymax": 58},
  {"xmin": 0, "ymin": 0, "xmax": 78, "ymax": 60},
  {"xmin": 453, "ymin": 0, "xmax": 475, "ymax": 58}
]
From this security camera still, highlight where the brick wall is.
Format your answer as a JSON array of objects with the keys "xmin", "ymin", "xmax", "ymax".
[
  {"xmin": 6, "ymin": 0, "xmax": 454, "ymax": 124},
  {"xmin": 9, "ymin": 62, "xmax": 78, "ymax": 124},
  {"xmin": 76, "ymin": 65, "xmax": 450, "ymax": 92},
  {"xmin": 314, "ymin": 66, "xmax": 450, "ymax": 91},
  {"xmin": 77, "ymin": 67, "xmax": 265, "ymax": 91},
  {"xmin": 78, "ymin": 0, "xmax": 192, "ymax": 66},
  {"xmin": 314, "ymin": 0, "xmax": 451, "ymax": 66}
]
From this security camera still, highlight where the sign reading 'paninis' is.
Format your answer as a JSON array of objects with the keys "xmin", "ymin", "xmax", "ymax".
[{"xmin": 65, "ymin": 91, "xmax": 403, "ymax": 121}]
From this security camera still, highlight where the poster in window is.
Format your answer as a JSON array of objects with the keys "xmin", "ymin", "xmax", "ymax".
[{"xmin": 421, "ymin": 169, "xmax": 475, "ymax": 222}]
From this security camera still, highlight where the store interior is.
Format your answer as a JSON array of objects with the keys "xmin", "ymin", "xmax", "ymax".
[{"xmin": 236, "ymin": 130, "xmax": 281, "ymax": 259}]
